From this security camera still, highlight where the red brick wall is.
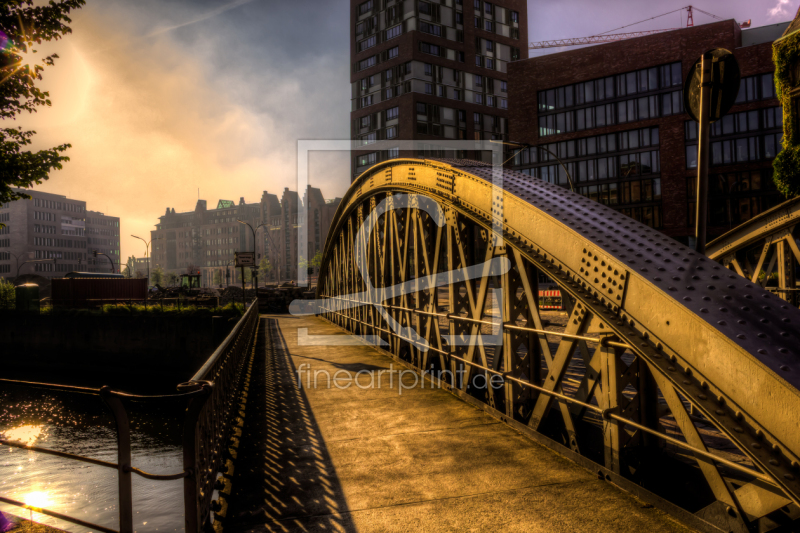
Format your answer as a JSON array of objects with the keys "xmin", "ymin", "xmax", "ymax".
[{"xmin": 507, "ymin": 21, "xmax": 780, "ymax": 239}]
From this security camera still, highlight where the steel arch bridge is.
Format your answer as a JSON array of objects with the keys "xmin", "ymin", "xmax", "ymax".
[{"xmin": 305, "ymin": 158, "xmax": 800, "ymax": 533}]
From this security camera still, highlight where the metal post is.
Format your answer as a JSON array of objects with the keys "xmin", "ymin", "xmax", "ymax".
[
  {"xmin": 99, "ymin": 387, "xmax": 133, "ymax": 533},
  {"xmin": 241, "ymin": 266, "xmax": 245, "ymax": 307},
  {"xmin": 695, "ymin": 52, "xmax": 712, "ymax": 254},
  {"xmin": 176, "ymin": 381, "xmax": 213, "ymax": 533}
]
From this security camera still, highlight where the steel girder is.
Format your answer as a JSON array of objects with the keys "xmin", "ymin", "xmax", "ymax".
[
  {"xmin": 707, "ymin": 196, "xmax": 800, "ymax": 307},
  {"xmin": 313, "ymin": 158, "xmax": 800, "ymax": 532}
]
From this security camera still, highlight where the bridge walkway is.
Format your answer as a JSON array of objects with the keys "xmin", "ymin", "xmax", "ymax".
[{"xmin": 218, "ymin": 315, "xmax": 693, "ymax": 533}]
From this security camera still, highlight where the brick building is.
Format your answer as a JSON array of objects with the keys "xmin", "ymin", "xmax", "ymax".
[
  {"xmin": 508, "ymin": 20, "xmax": 789, "ymax": 245},
  {"xmin": 151, "ymin": 187, "xmax": 341, "ymax": 287},
  {"xmin": 0, "ymin": 189, "xmax": 120, "ymax": 280},
  {"xmin": 350, "ymin": 0, "xmax": 528, "ymax": 179}
]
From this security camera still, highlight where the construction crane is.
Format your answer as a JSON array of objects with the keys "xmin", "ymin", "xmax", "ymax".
[{"xmin": 530, "ymin": 6, "xmax": 747, "ymax": 51}]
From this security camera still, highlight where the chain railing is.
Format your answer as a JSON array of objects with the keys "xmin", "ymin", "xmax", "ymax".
[{"xmin": 0, "ymin": 299, "xmax": 259, "ymax": 533}]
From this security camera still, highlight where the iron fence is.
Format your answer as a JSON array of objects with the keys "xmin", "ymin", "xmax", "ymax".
[{"xmin": 0, "ymin": 298, "xmax": 259, "ymax": 533}]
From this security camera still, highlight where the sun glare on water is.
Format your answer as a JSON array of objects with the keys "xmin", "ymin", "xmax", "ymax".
[
  {"xmin": 1, "ymin": 424, "xmax": 44, "ymax": 445},
  {"xmin": 23, "ymin": 491, "xmax": 51, "ymax": 510}
]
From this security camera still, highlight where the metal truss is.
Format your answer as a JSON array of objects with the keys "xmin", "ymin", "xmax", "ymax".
[
  {"xmin": 707, "ymin": 196, "xmax": 800, "ymax": 308},
  {"xmin": 313, "ymin": 159, "xmax": 800, "ymax": 533}
]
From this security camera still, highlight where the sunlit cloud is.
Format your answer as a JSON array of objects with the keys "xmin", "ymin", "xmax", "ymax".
[{"xmin": 768, "ymin": 0, "xmax": 795, "ymax": 19}]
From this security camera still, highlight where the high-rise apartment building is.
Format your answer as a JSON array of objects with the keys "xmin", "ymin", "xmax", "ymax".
[
  {"xmin": 350, "ymin": 0, "xmax": 528, "ymax": 180},
  {"xmin": 0, "ymin": 189, "xmax": 120, "ymax": 280}
]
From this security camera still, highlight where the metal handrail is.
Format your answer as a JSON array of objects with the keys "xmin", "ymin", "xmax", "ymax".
[
  {"xmin": 0, "ymin": 299, "xmax": 260, "ymax": 533},
  {"xmin": 320, "ymin": 302, "xmax": 773, "ymax": 484}
]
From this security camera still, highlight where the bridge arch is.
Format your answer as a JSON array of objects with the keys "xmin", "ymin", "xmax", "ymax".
[{"xmin": 311, "ymin": 158, "xmax": 800, "ymax": 531}]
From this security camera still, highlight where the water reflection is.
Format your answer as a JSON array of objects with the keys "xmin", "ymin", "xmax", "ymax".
[{"xmin": 0, "ymin": 384, "xmax": 186, "ymax": 532}]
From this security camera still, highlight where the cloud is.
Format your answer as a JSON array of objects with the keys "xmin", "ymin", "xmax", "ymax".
[
  {"xmin": 146, "ymin": 0, "xmax": 257, "ymax": 37},
  {"xmin": 768, "ymin": 0, "xmax": 795, "ymax": 19},
  {"xmin": 21, "ymin": 1, "xmax": 352, "ymax": 262}
]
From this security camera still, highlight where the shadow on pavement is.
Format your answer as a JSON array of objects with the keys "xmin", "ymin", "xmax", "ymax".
[{"xmin": 222, "ymin": 318, "xmax": 356, "ymax": 532}]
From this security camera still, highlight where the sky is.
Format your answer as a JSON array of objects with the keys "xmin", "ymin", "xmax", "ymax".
[{"xmin": 17, "ymin": 0, "xmax": 800, "ymax": 261}]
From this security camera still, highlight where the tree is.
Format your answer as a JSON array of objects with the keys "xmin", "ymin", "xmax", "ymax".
[
  {"xmin": 0, "ymin": 0, "xmax": 85, "ymax": 206},
  {"xmin": 165, "ymin": 272, "xmax": 178, "ymax": 286},
  {"xmin": 123, "ymin": 256, "xmax": 136, "ymax": 278},
  {"xmin": 0, "ymin": 277, "xmax": 14, "ymax": 310},
  {"xmin": 213, "ymin": 269, "xmax": 222, "ymax": 286},
  {"xmin": 255, "ymin": 257, "xmax": 271, "ymax": 283},
  {"xmin": 151, "ymin": 264, "xmax": 164, "ymax": 285}
]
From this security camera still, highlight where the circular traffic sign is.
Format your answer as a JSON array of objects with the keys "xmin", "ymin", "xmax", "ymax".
[{"xmin": 683, "ymin": 48, "xmax": 741, "ymax": 123}]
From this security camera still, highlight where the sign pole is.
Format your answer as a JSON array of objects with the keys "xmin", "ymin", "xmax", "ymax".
[
  {"xmin": 241, "ymin": 266, "xmax": 246, "ymax": 307},
  {"xmin": 694, "ymin": 52, "xmax": 712, "ymax": 254}
]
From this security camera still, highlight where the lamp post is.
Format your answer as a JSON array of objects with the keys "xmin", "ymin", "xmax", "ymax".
[
  {"xmin": 131, "ymin": 235, "xmax": 161, "ymax": 282},
  {"xmin": 237, "ymin": 220, "xmax": 266, "ymax": 291},
  {"xmin": 263, "ymin": 224, "xmax": 282, "ymax": 285},
  {"xmin": 16, "ymin": 258, "xmax": 57, "ymax": 280},
  {"xmin": 93, "ymin": 250, "xmax": 116, "ymax": 273},
  {"xmin": 9, "ymin": 252, "xmax": 32, "ymax": 278}
]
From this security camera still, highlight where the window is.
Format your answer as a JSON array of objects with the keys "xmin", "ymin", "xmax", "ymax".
[
  {"xmin": 474, "ymin": 112, "xmax": 481, "ymax": 124},
  {"xmin": 475, "ymin": 74, "xmax": 483, "ymax": 86},
  {"xmin": 425, "ymin": 63, "xmax": 433, "ymax": 75},
  {"xmin": 500, "ymin": 80, "xmax": 507, "ymax": 92},
  {"xmin": 386, "ymin": 106, "xmax": 399, "ymax": 120},
  {"xmin": 420, "ymin": 22, "xmax": 442, "ymax": 36},
  {"xmin": 419, "ymin": 1, "xmax": 432, "ymax": 15},
  {"xmin": 360, "ymin": 116, "xmax": 371, "ymax": 128},
  {"xmin": 386, "ymin": 126, "xmax": 397, "ymax": 139},
  {"xmin": 475, "ymin": 55, "xmax": 482, "ymax": 66},
  {"xmin": 358, "ymin": 0, "xmax": 373, "ymax": 16},
  {"xmin": 484, "ymin": 2, "xmax": 492, "ymax": 14},
  {"xmin": 458, "ymin": 110, "xmax": 466, "ymax": 122},
  {"xmin": 500, "ymin": 98, "xmax": 507, "ymax": 109},
  {"xmin": 417, "ymin": 102, "xmax": 427, "ymax": 114},
  {"xmin": 361, "ymin": 95, "xmax": 373, "ymax": 107},
  {"xmin": 511, "ymin": 11, "xmax": 519, "ymax": 22},
  {"xmin": 387, "ymin": 46, "xmax": 399, "ymax": 59},
  {"xmin": 484, "ymin": 20, "xmax": 493, "ymax": 32},
  {"xmin": 384, "ymin": 84, "xmax": 392, "ymax": 98},
  {"xmin": 362, "ymin": 132, "xmax": 377, "ymax": 145},
  {"xmin": 453, "ymin": 89, "xmax": 462, "ymax": 100},
  {"xmin": 425, "ymin": 83, "xmax": 433, "ymax": 94},
  {"xmin": 455, "ymin": 12, "xmax": 463, "ymax": 24},
  {"xmin": 386, "ymin": 25, "xmax": 402, "ymax": 40},
  {"xmin": 420, "ymin": 42, "xmax": 441, "ymax": 56},
  {"xmin": 438, "ymin": 85, "xmax": 445, "ymax": 97},
  {"xmin": 388, "ymin": 147, "xmax": 399, "ymax": 158},
  {"xmin": 485, "ymin": 58, "xmax": 494, "ymax": 70},
  {"xmin": 486, "ymin": 40, "xmax": 493, "ymax": 52},
  {"xmin": 358, "ymin": 35, "xmax": 376, "ymax": 52},
  {"xmin": 474, "ymin": 0, "xmax": 480, "ymax": 8},
  {"xmin": 357, "ymin": 56, "xmax": 376, "ymax": 71},
  {"xmin": 458, "ymin": 51, "xmax": 465, "ymax": 62},
  {"xmin": 487, "ymin": 95, "xmax": 494, "ymax": 107},
  {"xmin": 475, "ymin": 93, "xmax": 484, "ymax": 104},
  {"xmin": 358, "ymin": 152, "xmax": 378, "ymax": 166}
]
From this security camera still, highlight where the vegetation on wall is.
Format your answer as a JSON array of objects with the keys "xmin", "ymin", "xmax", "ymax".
[
  {"xmin": 773, "ymin": 30, "xmax": 800, "ymax": 198},
  {"xmin": 0, "ymin": 278, "xmax": 14, "ymax": 309}
]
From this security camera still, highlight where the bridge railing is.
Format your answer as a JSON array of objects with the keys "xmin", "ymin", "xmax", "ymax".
[{"xmin": 0, "ymin": 298, "xmax": 260, "ymax": 533}]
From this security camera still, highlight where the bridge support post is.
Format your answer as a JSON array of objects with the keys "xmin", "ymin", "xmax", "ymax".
[{"xmin": 600, "ymin": 337, "xmax": 622, "ymax": 475}]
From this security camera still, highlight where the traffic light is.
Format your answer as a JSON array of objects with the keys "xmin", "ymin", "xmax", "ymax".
[{"xmin": 307, "ymin": 267, "xmax": 314, "ymax": 275}]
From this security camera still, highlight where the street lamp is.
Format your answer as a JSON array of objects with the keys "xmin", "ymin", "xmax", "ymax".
[
  {"xmin": 131, "ymin": 235, "xmax": 161, "ymax": 282},
  {"xmin": 16, "ymin": 258, "xmax": 57, "ymax": 280},
  {"xmin": 262, "ymin": 223, "xmax": 282, "ymax": 285},
  {"xmin": 9, "ymin": 251, "xmax": 32, "ymax": 278},
  {"xmin": 237, "ymin": 220, "xmax": 267, "ymax": 290}
]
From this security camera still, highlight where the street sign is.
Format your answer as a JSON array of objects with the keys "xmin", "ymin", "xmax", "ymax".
[
  {"xmin": 683, "ymin": 48, "xmax": 740, "ymax": 123},
  {"xmin": 235, "ymin": 252, "xmax": 255, "ymax": 267}
]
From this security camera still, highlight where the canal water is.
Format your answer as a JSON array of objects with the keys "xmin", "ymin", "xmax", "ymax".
[{"xmin": 0, "ymin": 382, "xmax": 187, "ymax": 532}]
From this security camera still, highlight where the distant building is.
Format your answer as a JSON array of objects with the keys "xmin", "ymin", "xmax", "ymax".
[
  {"xmin": 134, "ymin": 257, "xmax": 149, "ymax": 276},
  {"xmin": 350, "ymin": 0, "xmax": 529, "ymax": 179},
  {"xmin": 150, "ymin": 188, "xmax": 341, "ymax": 287},
  {"xmin": 85, "ymin": 211, "xmax": 121, "ymax": 273},
  {"xmin": 0, "ymin": 189, "xmax": 119, "ymax": 280},
  {"xmin": 507, "ymin": 20, "xmax": 790, "ymax": 245}
]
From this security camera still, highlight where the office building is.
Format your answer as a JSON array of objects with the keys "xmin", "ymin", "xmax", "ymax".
[
  {"xmin": 350, "ymin": 0, "xmax": 528, "ymax": 179},
  {"xmin": 0, "ymin": 189, "xmax": 119, "ymax": 280},
  {"xmin": 507, "ymin": 20, "xmax": 789, "ymax": 245}
]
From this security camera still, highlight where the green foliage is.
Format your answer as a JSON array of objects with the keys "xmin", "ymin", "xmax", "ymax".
[
  {"xmin": 42, "ymin": 302, "xmax": 246, "ymax": 317},
  {"xmin": 773, "ymin": 31, "xmax": 800, "ymax": 197},
  {"xmin": 213, "ymin": 269, "xmax": 223, "ymax": 285},
  {"xmin": 165, "ymin": 272, "xmax": 178, "ymax": 286},
  {"xmin": 0, "ymin": 277, "xmax": 14, "ymax": 309},
  {"xmin": 151, "ymin": 264, "xmax": 164, "ymax": 285},
  {"xmin": 0, "ymin": 0, "xmax": 85, "ymax": 206}
]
